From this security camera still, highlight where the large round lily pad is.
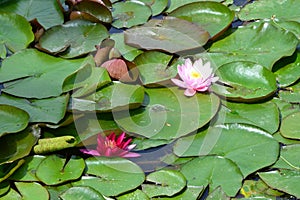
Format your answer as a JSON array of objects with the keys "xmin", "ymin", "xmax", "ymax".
[
  {"xmin": 169, "ymin": 1, "xmax": 235, "ymax": 38},
  {"xmin": 115, "ymin": 87, "xmax": 220, "ymax": 139},
  {"xmin": 212, "ymin": 61, "xmax": 277, "ymax": 102},
  {"xmin": 124, "ymin": 17, "xmax": 210, "ymax": 53}
]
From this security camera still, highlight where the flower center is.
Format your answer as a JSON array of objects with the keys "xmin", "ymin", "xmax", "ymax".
[
  {"xmin": 105, "ymin": 140, "xmax": 116, "ymax": 149},
  {"xmin": 190, "ymin": 70, "xmax": 202, "ymax": 79}
]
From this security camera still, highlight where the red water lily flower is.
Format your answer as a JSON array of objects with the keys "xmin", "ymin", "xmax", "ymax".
[{"xmin": 80, "ymin": 132, "xmax": 140, "ymax": 158}]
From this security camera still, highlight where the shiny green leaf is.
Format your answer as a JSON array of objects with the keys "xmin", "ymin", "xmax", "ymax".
[
  {"xmin": 0, "ymin": 12, "xmax": 34, "ymax": 58},
  {"xmin": 115, "ymin": 87, "xmax": 220, "ymax": 139},
  {"xmin": 212, "ymin": 61, "xmax": 277, "ymax": 101},
  {"xmin": 273, "ymin": 144, "xmax": 300, "ymax": 170},
  {"xmin": 166, "ymin": 0, "xmax": 223, "ymax": 13},
  {"xmin": 169, "ymin": 1, "xmax": 234, "ymax": 37},
  {"xmin": 280, "ymin": 112, "xmax": 300, "ymax": 139},
  {"xmin": 174, "ymin": 124, "xmax": 280, "ymax": 177},
  {"xmin": 278, "ymin": 81, "xmax": 300, "ymax": 103},
  {"xmin": 0, "ymin": 105, "xmax": 29, "ymax": 136},
  {"xmin": 142, "ymin": 169, "xmax": 186, "ymax": 197},
  {"xmin": 38, "ymin": 20, "xmax": 109, "ymax": 58},
  {"xmin": 138, "ymin": 0, "xmax": 168, "ymax": 16},
  {"xmin": 117, "ymin": 189, "xmax": 150, "ymax": 200},
  {"xmin": 60, "ymin": 186, "xmax": 105, "ymax": 200},
  {"xmin": 0, "ymin": 0, "xmax": 64, "ymax": 29},
  {"xmin": 180, "ymin": 156, "xmax": 243, "ymax": 197},
  {"xmin": 15, "ymin": 182, "xmax": 49, "ymax": 200},
  {"xmin": 152, "ymin": 185, "xmax": 204, "ymax": 200}
]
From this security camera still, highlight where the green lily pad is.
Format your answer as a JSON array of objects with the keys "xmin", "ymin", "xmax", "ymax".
[
  {"xmin": 138, "ymin": 0, "xmax": 168, "ymax": 16},
  {"xmin": 142, "ymin": 169, "xmax": 186, "ymax": 198},
  {"xmin": 110, "ymin": 33, "xmax": 143, "ymax": 62},
  {"xmin": 275, "ymin": 20, "xmax": 300, "ymax": 40},
  {"xmin": 0, "ymin": 160, "xmax": 24, "ymax": 182},
  {"xmin": 38, "ymin": 20, "xmax": 109, "ymax": 58},
  {"xmin": 259, "ymin": 169, "xmax": 300, "ymax": 198},
  {"xmin": 15, "ymin": 182, "xmax": 49, "ymax": 200},
  {"xmin": 134, "ymin": 51, "xmax": 175, "ymax": 85},
  {"xmin": 124, "ymin": 17, "xmax": 210, "ymax": 53},
  {"xmin": 209, "ymin": 21, "xmax": 299, "ymax": 70},
  {"xmin": 0, "ymin": 188, "xmax": 21, "ymax": 200},
  {"xmin": 174, "ymin": 123, "xmax": 280, "ymax": 177},
  {"xmin": 273, "ymin": 144, "xmax": 300, "ymax": 170},
  {"xmin": 0, "ymin": 12, "xmax": 34, "ymax": 58},
  {"xmin": 72, "ymin": 157, "xmax": 145, "ymax": 196},
  {"xmin": 9, "ymin": 155, "xmax": 46, "ymax": 182},
  {"xmin": 166, "ymin": 0, "xmax": 223, "ymax": 13},
  {"xmin": 60, "ymin": 186, "xmax": 105, "ymax": 200},
  {"xmin": 117, "ymin": 189, "xmax": 150, "ymax": 200},
  {"xmin": 0, "ymin": 105, "xmax": 29, "ymax": 136},
  {"xmin": 280, "ymin": 112, "xmax": 300, "ymax": 139},
  {"xmin": 115, "ymin": 87, "xmax": 220, "ymax": 139},
  {"xmin": 152, "ymin": 185, "xmax": 204, "ymax": 200},
  {"xmin": 112, "ymin": 0, "xmax": 152, "ymax": 28},
  {"xmin": 278, "ymin": 81, "xmax": 300, "ymax": 103},
  {"xmin": 0, "ymin": 94, "xmax": 69, "ymax": 123},
  {"xmin": 0, "ymin": 0, "xmax": 64, "ymax": 29},
  {"xmin": 70, "ymin": 82, "xmax": 144, "ymax": 112},
  {"xmin": 212, "ymin": 61, "xmax": 277, "ymax": 102},
  {"xmin": 0, "ymin": 49, "xmax": 88, "ymax": 98},
  {"xmin": 169, "ymin": 1, "xmax": 234, "ymax": 38},
  {"xmin": 36, "ymin": 155, "xmax": 85, "ymax": 185},
  {"xmin": 275, "ymin": 52, "xmax": 300, "ymax": 87},
  {"xmin": 238, "ymin": 0, "xmax": 300, "ymax": 22},
  {"xmin": 218, "ymin": 101, "xmax": 280, "ymax": 134},
  {"xmin": 180, "ymin": 156, "xmax": 243, "ymax": 197},
  {"xmin": 0, "ymin": 125, "xmax": 40, "ymax": 165},
  {"xmin": 73, "ymin": 0, "xmax": 112, "ymax": 23}
]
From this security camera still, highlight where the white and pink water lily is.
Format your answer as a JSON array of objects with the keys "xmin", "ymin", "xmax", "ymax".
[{"xmin": 171, "ymin": 58, "xmax": 218, "ymax": 96}]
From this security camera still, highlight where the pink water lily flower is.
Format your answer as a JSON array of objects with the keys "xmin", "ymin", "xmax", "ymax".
[
  {"xmin": 80, "ymin": 132, "xmax": 140, "ymax": 158},
  {"xmin": 171, "ymin": 58, "xmax": 219, "ymax": 96}
]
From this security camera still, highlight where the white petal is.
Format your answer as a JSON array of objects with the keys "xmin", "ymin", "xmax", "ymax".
[
  {"xmin": 184, "ymin": 88, "xmax": 196, "ymax": 96},
  {"xmin": 171, "ymin": 78, "xmax": 188, "ymax": 88}
]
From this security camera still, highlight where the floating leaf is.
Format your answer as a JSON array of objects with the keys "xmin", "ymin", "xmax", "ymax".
[
  {"xmin": 180, "ymin": 156, "xmax": 243, "ymax": 197},
  {"xmin": 0, "ymin": 160, "xmax": 24, "ymax": 182},
  {"xmin": 273, "ymin": 144, "xmax": 300, "ymax": 170},
  {"xmin": 112, "ymin": 0, "xmax": 152, "ymax": 28},
  {"xmin": 38, "ymin": 20, "xmax": 109, "ymax": 58},
  {"xmin": 124, "ymin": 17, "xmax": 210, "ymax": 53},
  {"xmin": 36, "ymin": 155, "xmax": 85, "ymax": 185},
  {"xmin": 0, "ymin": 125, "xmax": 40, "ymax": 165},
  {"xmin": 0, "ymin": 188, "xmax": 21, "ymax": 200},
  {"xmin": 280, "ymin": 112, "xmax": 300, "ymax": 139},
  {"xmin": 117, "ymin": 189, "xmax": 149, "ymax": 200},
  {"xmin": 0, "ymin": 0, "xmax": 64, "ymax": 29},
  {"xmin": 138, "ymin": 0, "xmax": 169, "ymax": 16},
  {"xmin": 0, "ymin": 49, "xmax": 88, "ymax": 98},
  {"xmin": 0, "ymin": 105, "xmax": 29, "ymax": 136},
  {"xmin": 15, "ymin": 182, "xmax": 49, "ymax": 200},
  {"xmin": 259, "ymin": 169, "xmax": 300, "ymax": 198},
  {"xmin": 212, "ymin": 61, "xmax": 277, "ymax": 102},
  {"xmin": 134, "ymin": 51, "xmax": 174, "ymax": 85},
  {"xmin": 209, "ymin": 21, "xmax": 298, "ymax": 70},
  {"xmin": 278, "ymin": 81, "xmax": 300, "ymax": 103},
  {"xmin": 219, "ymin": 101, "xmax": 280, "ymax": 134},
  {"xmin": 0, "ymin": 12, "xmax": 34, "ymax": 58},
  {"xmin": 70, "ymin": 82, "xmax": 144, "ymax": 112},
  {"xmin": 152, "ymin": 185, "xmax": 204, "ymax": 200},
  {"xmin": 169, "ymin": 1, "xmax": 234, "ymax": 38},
  {"xmin": 60, "ymin": 186, "xmax": 105, "ymax": 200},
  {"xmin": 72, "ymin": 0, "xmax": 112, "ymax": 23},
  {"xmin": 166, "ymin": 0, "xmax": 223, "ymax": 13},
  {"xmin": 110, "ymin": 33, "xmax": 143, "ymax": 61},
  {"xmin": 9, "ymin": 155, "xmax": 46, "ymax": 182},
  {"xmin": 0, "ymin": 181, "xmax": 10, "ymax": 196},
  {"xmin": 115, "ymin": 87, "xmax": 220, "ymax": 139},
  {"xmin": 0, "ymin": 94, "xmax": 69, "ymax": 123},
  {"xmin": 72, "ymin": 157, "xmax": 145, "ymax": 196},
  {"xmin": 206, "ymin": 187, "xmax": 229, "ymax": 200},
  {"xmin": 274, "ymin": 52, "xmax": 300, "ymax": 87},
  {"xmin": 238, "ymin": 0, "xmax": 300, "ymax": 22},
  {"xmin": 174, "ymin": 124, "xmax": 280, "ymax": 177},
  {"xmin": 142, "ymin": 169, "xmax": 186, "ymax": 198}
]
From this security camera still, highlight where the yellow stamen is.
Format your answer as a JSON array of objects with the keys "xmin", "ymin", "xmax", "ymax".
[{"xmin": 190, "ymin": 70, "xmax": 201, "ymax": 79}]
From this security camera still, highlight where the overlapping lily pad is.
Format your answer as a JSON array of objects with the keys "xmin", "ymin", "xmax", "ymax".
[
  {"xmin": 38, "ymin": 20, "xmax": 109, "ymax": 58},
  {"xmin": 280, "ymin": 112, "xmax": 300, "ymax": 139},
  {"xmin": 115, "ymin": 87, "xmax": 220, "ymax": 139},
  {"xmin": 166, "ymin": 0, "xmax": 223, "ymax": 13},
  {"xmin": 209, "ymin": 21, "xmax": 299, "ymax": 69},
  {"xmin": 0, "ymin": 12, "xmax": 34, "ymax": 58},
  {"xmin": 212, "ymin": 61, "xmax": 277, "ymax": 101},
  {"xmin": 124, "ymin": 17, "xmax": 210, "ymax": 53},
  {"xmin": 0, "ymin": 0, "xmax": 64, "ymax": 29},
  {"xmin": 169, "ymin": 1, "xmax": 235, "ymax": 37},
  {"xmin": 138, "ymin": 0, "xmax": 169, "ymax": 16},
  {"xmin": 0, "ymin": 49, "xmax": 89, "ymax": 98}
]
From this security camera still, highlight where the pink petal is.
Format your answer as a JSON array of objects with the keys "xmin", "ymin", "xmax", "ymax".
[
  {"xmin": 171, "ymin": 78, "xmax": 187, "ymax": 88},
  {"xmin": 122, "ymin": 152, "xmax": 141, "ymax": 158},
  {"xmin": 116, "ymin": 132, "xmax": 126, "ymax": 146},
  {"xmin": 80, "ymin": 149, "xmax": 101, "ymax": 156},
  {"xmin": 184, "ymin": 88, "xmax": 196, "ymax": 96}
]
